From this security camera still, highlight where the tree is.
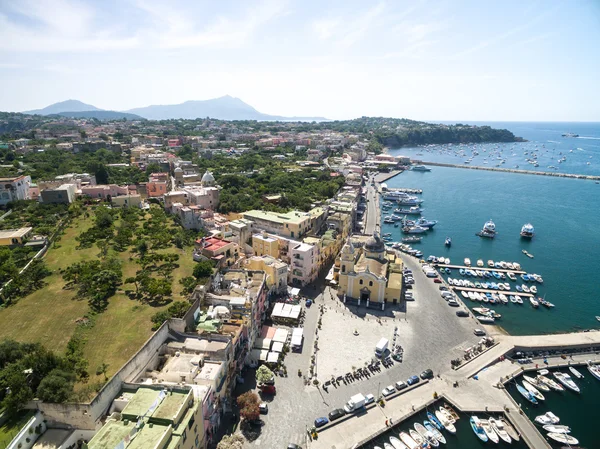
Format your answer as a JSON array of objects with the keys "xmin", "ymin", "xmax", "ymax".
[
  {"xmin": 216, "ymin": 434, "xmax": 244, "ymax": 449},
  {"xmin": 95, "ymin": 363, "xmax": 109, "ymax": 381},
  {"xmin": 193, "ymin": 260, "xmax": 214, "ymax": 280},
  {"xmin": 255, "ymin": 365, "xmax": 274, "ymax": 385},
  {"xmin": 237, "ymin": 392, "xmax": 260, "ymax": 422},
  {"xmin": 36, "ymin": 371, "xmax": 73, "ymax": 403},
  {"xmin": 179, "ymin": 276, "xmax": 197, "ymax": 295}
]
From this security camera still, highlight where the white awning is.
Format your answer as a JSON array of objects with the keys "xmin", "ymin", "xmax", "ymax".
[
  {"xmin": 253, "ymin": 338, "xmax": 272, "ymax": 350},
  {"xmin": 272, "ymin": 328, "xmax": 289, "ymax": 343},
  {"xmin": 266, "ymin": 352, "xmax": 279, "ymax": 363},
  {"xmin": 271, "ymin": 341, "xmax": 284, "ymax": 353}
]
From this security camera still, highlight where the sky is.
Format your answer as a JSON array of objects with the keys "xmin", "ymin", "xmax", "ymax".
[{"xmin": 1, "ymin": 0, "xmax": 599, "ymax": 121}]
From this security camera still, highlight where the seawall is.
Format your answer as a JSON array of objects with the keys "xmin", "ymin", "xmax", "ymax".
[{"xmin": 420, "ymin": 161, "xmax": 600, "ymax": 180}]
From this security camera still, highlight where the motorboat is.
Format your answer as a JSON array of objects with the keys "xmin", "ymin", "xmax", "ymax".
[
  {"xmin": 444, "ymin": 237, "xmax": 451, "ymax": 247},
  {"xmin": 423, "ymin": 420, "xmax": 445, "ymax": 444},
  {"xmin": 522, "ymin": 380, "xmax": 545, "ymax": 401},
  {"xmin": 397, "ymin": 206, "xmax": 423, "ymax": 215},
  {"xmin": 469, "ymin": 416, "xmax": 488, "ymax": 442},
  {"xmin": 414, "ymin": 423, "xmax": 438, "ymax": 447},
  {"xmin": 402, "ymin": 225, "xmax": 428, "ymax": 234},
  {"xmin": 520, "ymin": 223, "xmax": 535, "ymax": 238},
  {"xmin": 437, "ymin": 407, "xmax": 456, "ymax": 426},
  {"xmin": 530, "ymin": 285, "xmax": 537, "ymax": 294},
  {"xmin": 402, "ymin": 236, "xmax": 422, "ymax": 243},
  {"xmin": 476, "ymin": 259, "xmax": 484, "ymax": 267},
  {"xmin": 569, "ymin": 366, "xmax": 584, "ymax": 379},
  {"xmin": 487, "ymin": 260, "xmax": 494, "ymax": 268},
  {"xmin": 434, "ymin": 410, "xmax": 456, "ymax": 434},
  {"xmin": 536, "ymin": 374, "xmax": 564, "ymax": 391},
  {"xmin": 507, "ymin": 272, "xmax": 517, "ymax": 281},
  {"xmin": 529, "ymin": 297, "xmax": 539, "ymax": 308},
  {"xmin": 408, "ymin": 429, "xmax": 427, "ymax": 448},
  {"xmin": 477, "ymin": 219, "xmax": 496, "ymax": 238},
  {"xmin": 411, "ymin": 165, "xmax": 431, "ymax": 171},
  {"xmin": 398, "ymin": 432, "xmax": 419, "ymax": 449},
  {"xmin": 522, "ymin": 249, "xmax": 534, "ymax": 258},
  {"xmin": 552, "ymin": 372, "xmax": 580, "ymax": 393},
  {"xmin": 513, "ymin": 262, "xmax": 521, "ymax": 270},
  {"xmin": 426, "ymin": 412, "xmax": 444, "ymax": 431},
  {"xmin": 547, "ymin": 432, "xmax": 579, "ymax": 445},
  {"xmin": 480, "ymin": 419, "xmax": 499, "ymax": 443},
  {"xmin": 587, "ymin": 360, "xmax": 600, "ymax": 381},
  {"xmin": 534, "ymin": 412, "xmax": 560, "ymax": 425},
  {"xmin": 390, "ymin": 436, "xmax": 410, "ymax": 449},
  {"xmin": 476, "ymin": 315, "xmax": 495, "ymax": 324},
  {"xmin": 416, "ymin": 218, "xmax": 438, "ymax": 228},
  {"xmin": 464, "ymin": 258, "xmax": 471, "ymax": 266},
  {"xmin": 516, "ymin": 383, "xmax": 538, "ymax": 404},
  {"xmin": 498, "ymin": 417, "xmax": 520, "ymax": 441},
  {"xmin": 506, "ymin": 262, "xmax": 515, "ymax": 270},
  {"xmin": 515, "ymin": 295, "xmax": 523, "ymax": 304},
  {"xmin": 383, "ymin": 444, "xmax": 394, "ymax": 449},
  {"xmin": 523, "ymin": 375, "xmax": 550, "ymax": 392},
  {"xmin": 522, "ymin": 285, "xmax": 530, "ymax": 293},
  {"xmin": 543, "ymin": 424, "xmax": 571, "ymax": 434}
]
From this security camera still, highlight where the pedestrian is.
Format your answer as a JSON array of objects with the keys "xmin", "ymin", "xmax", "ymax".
[
  {"xmin": 389, "ymin": 418, "xmax": 393, "ymax": 425},
  {"xmin": 385, "ymin": 419, "xmax": 389, "ymax": 426}
]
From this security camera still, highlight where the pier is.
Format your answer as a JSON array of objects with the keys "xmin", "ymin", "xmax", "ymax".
[
  {"xmin": 451, "ymin": 285, "xmax": 534, "ymax": 297},
  {"xmin": 420, "ymin": 161, "xmax": 600, "ymax": 181},
  {"xmin": 374, "ymin": 170, "xmax": 403, "ymax": 183},
  {"xmin": 436, "ymin": 263, "xmax": 526, "ymax": 274}
]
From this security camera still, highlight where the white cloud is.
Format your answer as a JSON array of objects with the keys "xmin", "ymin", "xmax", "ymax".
[{"xmin": 311, "ymin": 18, "xmax": 341, "ymax": 40}]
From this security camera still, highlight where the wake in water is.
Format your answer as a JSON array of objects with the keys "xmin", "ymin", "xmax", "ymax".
[{"xmin": 576, "ymin": 136, "xmax": 600, "ymax": 140}]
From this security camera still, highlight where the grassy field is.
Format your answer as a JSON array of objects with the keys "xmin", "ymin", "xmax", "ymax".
[
  {"xmin": 0, "ymin": 210, "xmax": 197, "ymax": 389},
  {"xmin": 0, "ymin": 410, "xmax": 35, "ymax": 448}
]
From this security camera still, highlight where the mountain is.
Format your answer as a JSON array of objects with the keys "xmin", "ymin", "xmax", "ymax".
[
  {"xmin": 24, "ymin": 99, "xmax": 100, "ymax": 115},
  {"xmin": 125, "ymin": 95, "xmax": 327, "ymax": 121},
  {"xmin": 51, "ymin": 110, "xmax": 143, "ymax": 120}
]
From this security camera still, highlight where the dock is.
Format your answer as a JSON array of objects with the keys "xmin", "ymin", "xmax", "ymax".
[
  {"xmin": 451, "ymin": 285, "xmax": 534, "ymax": 297},
  {"xmin": 374, "ymin": 170, "xmax": 403, "ymax": 183},
  {"xmin": 436, "ymin": 264, "xmax": 526, "ymax": 275}
]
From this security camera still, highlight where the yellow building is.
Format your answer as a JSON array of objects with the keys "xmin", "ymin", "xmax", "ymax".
[
  {"xmin": 245, "ymin": 255, "xmax": 289, "ymax": 295},
  {"xmin": 0, "ymin": 227, "xmax": 32, "ymax": 246},
  {"xmin": 243, "ymin": 210, "xmax": 311, "ymax": 239},
  {"xmin": 337, "ymin": 234, "xmax": 403, "ymax": 310},
  {"xmin": 252, "ymin": 233, "xmax": 280, "ymax": 258}
]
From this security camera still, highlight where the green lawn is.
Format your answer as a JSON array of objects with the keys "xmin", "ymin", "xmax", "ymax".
[
  {"xmin": 0, "ymin": 211, "xmax": 197, "ymax": 391},
  {"xmin": 0, "ymin": 410, "xmax": 35, "ymax": 448}
]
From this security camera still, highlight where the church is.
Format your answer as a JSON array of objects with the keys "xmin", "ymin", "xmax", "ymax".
[{"xmin": 336, "ymin": 233, "xmax": 404, "ymax": 310}]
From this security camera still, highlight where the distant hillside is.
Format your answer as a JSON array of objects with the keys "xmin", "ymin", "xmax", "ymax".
[
  {"xmin": 52, "ymin": 110, "xmax": 143, "ymax": 120},
  {"xmin": 25, "ymin": 99, "xmax": 100, "ymax": 115},
  {"xmin": 126, "ymin": 95, "xmax": 327, "ymax": 121}
]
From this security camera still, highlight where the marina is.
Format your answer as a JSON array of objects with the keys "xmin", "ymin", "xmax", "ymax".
[
  {"xmin": 435, "ymin": 264, "xmax": 525, "ymax": 274},
  {"xmin": 450, "ymin": 285, "xmax": 534, "ymax": 298}
]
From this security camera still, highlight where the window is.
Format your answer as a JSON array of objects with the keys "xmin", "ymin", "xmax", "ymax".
[
  {"xmin": 188, "ymin": 415, "xmax": 195, "ymax": 429},
  {"xmin": 341, "ymin": 265, "xmax": 346, "ymax": 273},
  {"xmin": 195, "ymin": 435, "xmax": 199, "ymax": 447},
  {"xmin": 182, "ymin": 431, "xmax": 187, "ymax": 442},
  {"xmin": 359, "ymin": 279, "xmax": 363, "ymax": 285},
  {"xmin": 369, "ymin": 281, "xmax": 373, "ymax": 287}
]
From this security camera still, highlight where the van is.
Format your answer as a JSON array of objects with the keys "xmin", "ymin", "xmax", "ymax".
[{"xmin": 375, "ymin": 338, "xmax": 389, "ymax": 357}]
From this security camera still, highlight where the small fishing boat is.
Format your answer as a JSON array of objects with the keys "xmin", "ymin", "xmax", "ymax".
[
  {"xmin": 480, "ymin": 419, "xmax": 499, "ymax": 443},
  {"xmin": 587, "ymin": 360, "xmax": 600, "ymax": 381},
  {"xmin": 515, "ymin": 295, "xmax": 523, "ymax": 304},
  {"xmin": 523, "ymin": 375, "xmax": 550, "ymax": 392},
  {"xmin": 476, "ymin": 259, "xmax": 484, "ymax": 267},
  {"xmin": 529, "ymin": 297, "xmax": 539, "ymax": 308},
  {"xmin": 408, "ymin": 429, "xmax": 428, "ymax": 448},
  {"xmin": 390, "ymin": 436, "xmax": 410, "ymax": 449},
  {"xmin": 489, "ymin": 417, "xmax": 511, "ymax": 444},
  {"xmin": 426, "ymin": 412, "xmax": 444, "ymax": 431},
  {"xmin": 464, "ymin": 258, "xmax": 471, "ymax": 266},
  {"xmin": 547, "ymin": 432, "xmax": 579, "ymax": 445},
  {"xmin": 434, "ymin": 410, "xmax": 456, "ymax": 434},
  {"xmin": 383, "ymin": 444, "xmax": 394, "ymax": 449},
  {"xmin": 444, "ymin": 237, "xmax": 451, "ymax": 247},
  {"xmin": 530, "ymin": 285, "xmax": 537, "ymax": 294},
  {"xmin": 522, "ymin": 249, "xmax": 534, "ymax": 258},
  {"xmin": 507, "ymin": 272, "xmax": 517, "ymax": 281},
  {"xmin": 470, "ymin": 416, "xmax": 488, "ymax": 442},
  {"xmin": 398, "ymin": 432, "xmax": 418, "ymax": 449},
  {"xmin": 516, "ymin": 383, "xmax": 538, "ymax": 404},
  {"xmin": 553, "ymin": 372, "xmax": 580, "ymax": 393},
  {"xmin": 423, "ymin": 421, "xmax": 446, "ymax": 444},
  {"xmin": 442, "ymin": 404, "xmax": 459, "ymax": 422},
  {"xmin": 498, "ymin": 417, "xmax": 520, "ymax": 441},
  {"xmin": 568, "ymin": 366, "xmax": 584, "ymax": 379},
  {"xmin": 534, "ymin": 412, "xmax": 560, "ymax": 425},
  {"xmin": 522, "ymin": 380, "xmax": 545, "ymax": 401},
  {"xmin": 487, "ymin": 260, "xmax": 494, "ymax": 268},
  {"xmin": 414, "ymin": 423, "xmax": 438, "ymax": 447}
]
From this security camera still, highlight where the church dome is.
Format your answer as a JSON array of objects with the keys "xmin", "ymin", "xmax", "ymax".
[
  {"xmin": 365, "ymin": 233, "xmax": 385, "ymax": 253},
  {"xmin": 201, "ymin": 171, "xmax": 215, "ymax": 185}
]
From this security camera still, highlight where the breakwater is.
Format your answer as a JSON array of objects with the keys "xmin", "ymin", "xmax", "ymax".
[{"xmin": 419, "ymin": 161, "xmax": 600, "ymax": 180}]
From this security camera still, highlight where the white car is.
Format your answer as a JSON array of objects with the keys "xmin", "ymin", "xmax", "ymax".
[
  {"xmin": 382, "ymin": 385, "xmax": 396, "ymax": 397},
  {"xmin": 364, "ymin": 393, "xmax": 375, "ymax": 405},
  {"xmin": 473, "ymin": 328, "xmax": 486, "ymax": 336},
  {"xmin": 448, "ymin": 298, "xmax": 459, "ymax": 307}
]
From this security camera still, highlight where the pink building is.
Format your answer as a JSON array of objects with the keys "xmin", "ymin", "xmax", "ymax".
[{"xmin": 80, "ymin": 184, "xmax": 129, "ymax": 199}]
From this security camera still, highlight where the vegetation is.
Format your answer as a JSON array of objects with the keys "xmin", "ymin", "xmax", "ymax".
[
  {"xmin": 255, "ymin": 365, "xmax": 274, "ymax": 385},
  {"xmin": 150, "ymin": 301, "xmax": 190, "ymax": 330},
  {"xmin": 236, "ymin": 392, "xmax": 260, "ymax": 422},
  {"xmin": 216, "ymin": 434, "xmax": 244, "ymax": 449}
]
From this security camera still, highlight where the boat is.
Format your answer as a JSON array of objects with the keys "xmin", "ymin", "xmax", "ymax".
[
  {"xmin": 534, "ymin": 412, "xmax": 560, "ymax": 425},
  {"xmin": 442, "ymin": 404, "xmax": 459, "ymax": 422},
  {"xmin": 520, "ymin": 223, "xmax": 535, "ymax": 238},
  {"xmin": 522, "ymin": 380, "xmax": 545, "ymax": 400},
  {"xmin": 434, "ymin": 410, "xmax": 456, "ymax": 434},
  {"xmin": 487, "ymin": 260, "xmax": 494, "ymax": 268},
  {"xmin": 543, "ymin": 424, "xmax": 571, "ymax": 434},
  {"xmin": 411, "ymin": 165, "xmax": 432, "ymax": 172},
  {"xmin": 480, "ymin": 419, "xmax": 500, "ymax": 443},
  {"xmin": 553, "ymin": 372, "xmax": 580, "ymax": 393},
  {"xmin": 408, "ymin": 429, "xmax": 428, "ymax": 448},
  {"xmin": 476, "ymin": 259, "xmax": 484, "ymax": 267},
  {"xmin": 547, "ymin": 432, "xmax": 579, "ymax": 445},
  {"xmin": 516, "ymin": 383, "xmax": 538, "ymax": 404},
  {"xmin": 477, "ymin": 219, "xmax": 496, "ymax": 238},
  {"xmin": 402, "ymin": 236, "xmax": 423, "ymax": 243},
  {"xmin": 444, "ymin": 237, "xmax": 451, "ymax": 247},
  {"xmin": 390, "ymin": 436, "xmax": 410, "ymax": 449},
  {"xmin": 529, "ymin": 297, "xmax": 539, "ymax": 308},
  {"xmin": 536, "ymin": 374, "xmax": 564, "ymax": 391},
  {"xmin": 587, "ymin": 360, "xmax": 600, "ymax": 381},
  {"xmin": 507, "ymin": 272, "xmax": 517, "ymax": 281},
  {"xmin": 522, "ymin": 249, "xmax": 534, "ymax": 258},
  {"xmin": 384, "ymin": 444, "xmax": 394, "ymax": 449},
  {"xmin": 397, "ymin": 206, "xmax": 424, "ymax": 215},
  {"xmin": 415, "ymin": 218, "xmax": 438, "ymax": 228},
  {"xmin": 469, "ymin": 416, "xmax": 488, "ymax": 442},
  {"xmin": 423, "ymin": 420, "xmax": 445, "ymax": 444},
  {"xmin": 523, "ymin": 375, "xmax": 550, "ymax": 392},
  {"xmin": 398, "ymin": 432, "xmax": 419, "ymax": 449},
  {"xmin": 515, "ymin": 295, "xmax": 523, "ymax": 304},
  {"xmin": 426, "ymin": 412, "xmax": 444, "ymax": 431},
  {"xmin": 402, "ymin": 225, "xmax": 428, "ymax": 234},
  {"xmin": 498, "ymin": 417, "xmax": 520, "ymax": 441},
  {"xmin": 568, "ymin": 366, "xmax": 584, "ymax": 379},
  {"xmin": 414, "ymin": 423, "xmax": 438, "ymax": 447},
  {"xmin": 476, "ymin": 229, "xmax": 495, "ymax": 238},
  {"xmin": 476, "ymin": 315, "xmax": 495, "ymax": 324}
]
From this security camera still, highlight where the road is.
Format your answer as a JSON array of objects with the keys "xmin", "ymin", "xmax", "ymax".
[{"xmin": 364, "ymin": 178, "xmax": 379, "ymax": 235}]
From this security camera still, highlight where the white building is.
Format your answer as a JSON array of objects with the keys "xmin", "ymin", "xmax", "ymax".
[{"xmin": 0, "ymin": 175, "xmax": 31, "ymax": 205}]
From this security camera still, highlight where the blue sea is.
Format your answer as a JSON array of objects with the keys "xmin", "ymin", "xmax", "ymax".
[{"xmin": 384, "ymin": 122, "xmax": 600, "ymax": 336}]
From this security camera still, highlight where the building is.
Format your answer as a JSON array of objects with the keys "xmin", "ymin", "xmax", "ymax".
[
  {"xmin": 0, "ymin": 227, "xmax": 33, "ymax": 246},
  {"xmin": 242, "ymin": 210, "xmax": 311, "ymax": 239},
  {"xmin": 40, "ymin": 183, "xmax": 77, "ymax": 204},
  {"xmin": 289, "ymin": 241, "xmax": 318, "ymax": 286},
  {"xmin": 80, "ymin": 184, "xmax": 130, "ymax": 200},
  {"xmin": 245, "ymin": 255, "xmax": 289, "ymax": 296},
  {"xmin": 111, "ymin": 194, "xmax": 142, "ymax": 208},
  {"xmin": 336, "ymin": 233, "xmax": 403, "ymax": 309},
  {"xmin": 0, "ymin": 175, "xmax": 31, "ymax": 205},
  {"xmin": 227, "ymin": 219, "xmax": 254, "ymax": 247},
  {"xmin": 194, "ymin": 237, "xmax": 239, "ymax": 267},
  {"xmin": 251, "ymin": 233, "xmax": 279, "ymax": 258},
  {"xmin": 87, "ymin": 385, "xmax": 208, "ymax": 449}
]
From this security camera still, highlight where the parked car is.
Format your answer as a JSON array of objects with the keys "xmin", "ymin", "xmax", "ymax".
[
  {"xmin": 288, "ymin": 444, "xmax": 302, "ymax": 449},
  {"xmin": 382, "ymin": 385, "xmax": 396, "ymax": 397},
  {"xmin": 405, "ymin": 292, "xmax": 414, "ymax": 301},
  {"xmin": 259, "ymin": 384, "xmax": 276, "ymax": 395},
  {"xmin": 305, "ymin": 299, "xmax": 312, "ymax": 307},
  {"xmin": 474, "ymin": 328, "xmax": 486, "ymax": 336},
  {"xmin": 433, "ymin": 278, "xmax": 442, "ymax": 283},
  {"xmin": 314, "ymin": 417, "xmax": 329, "ymax": 428},
  {"xmin": 420, "ymin": 369, "xmax": 434, "ymax": 380},
  {"xmin": 395, "ymin": 380, "xmax": 407, "ymax": 391},
  {"xmin": 456, "ymin": 310, "xmax": 469, "ymax": 317},
  {"xmin": 438, "ymin": 285, "xmax": 448, "ymax": 291},
  {"xmin": 259, "ymin": 403, "xmax": 268, "ymax": 414},
  {"xmin": 448, "ymin": 299, "xmax": 459, "ymax": 307},
  {"xmin": 328, "ymin": 408, "xmax": 346, "ymax": 421},
  {"xmin": 407, "ymin": 375, "xmax": 420, "ymax": 386},
  {"xmin": 364, "ymin": 393, "xmax": 375, "ymax": 405}
]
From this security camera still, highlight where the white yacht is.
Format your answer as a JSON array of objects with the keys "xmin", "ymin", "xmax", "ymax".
[
  {"xmin": 553, "ymin": 372, "xmax": 580, "ymax": 393},
  {"xmin": 520, "ymin": 223, "xmax": 535, "ymax": 238}
]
